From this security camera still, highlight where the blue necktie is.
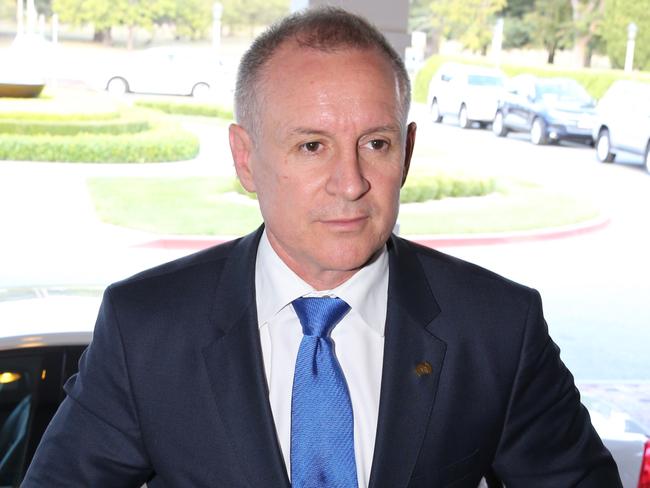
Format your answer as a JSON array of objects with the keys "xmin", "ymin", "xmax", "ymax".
[{"xmin": 290, "ymin": 297, "xmax": 358, "ymax": 488}]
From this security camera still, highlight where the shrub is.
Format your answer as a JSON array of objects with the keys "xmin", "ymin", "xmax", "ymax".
[
  {"xmin": 400, "ymin": 174, "xmax": 496, "ymax": 203},
  {"xmin": 0, "ymin": 110, "xmax": 120, "ymax": 121},
  {"xmin": 233, "ymin": 174, "xmax": 496, "ymax": 203},
  {"xmin": 134, "ymin": 99, "xmax": 234, "ymax": 119},
  {"xmin": 0, "ymin": 116, "xmax": 150, "ymax": 136},
  {"xmin": 0, "ymin": 123, "xmax": 199, "ymax": 163},
  {"xmin": 233, "ymin": 179, "xmax": 257, "ymax": 199}
]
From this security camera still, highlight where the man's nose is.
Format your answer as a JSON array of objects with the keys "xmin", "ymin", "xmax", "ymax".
[{"xmin": 325, "ymin": 148, "xmax": 370, "ymax": 200}]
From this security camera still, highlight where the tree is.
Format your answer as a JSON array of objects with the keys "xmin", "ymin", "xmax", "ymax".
[
  {"xmin": 600, "ymin": 0, "xmax": 650, "ymax": 70},
  {"xmin": 52, "ymin": 0, "xmax": 120, "ymax": 43},
  {"xmin": 570, "ymin": 0, "xmax": 604, "ymax": 67},
  {"xmin": 52, "ymin": 0, "xmax": 213, "ymax": 46},
  {"xmin": 498, "ymin": 0, "xmax": 535, "ymax": 48},
  {"xmin": 220, "ymin": 0, "xmax": 289, "ymax": 35},
  {"xmin": 429, "ymin": 0, "xmax": 507, "ymax": 54},
  {"xmin": 525, "ymin": 0, "xmax": 573, "ymax": 63},
  {"xmin": 500, "ymin": 0, "xmax": 535, "ymax": 17}
]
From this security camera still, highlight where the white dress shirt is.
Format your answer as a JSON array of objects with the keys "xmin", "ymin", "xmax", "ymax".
[{"xmin": 255, "ymin": 230, "xmax": 388, "ymax": 487}]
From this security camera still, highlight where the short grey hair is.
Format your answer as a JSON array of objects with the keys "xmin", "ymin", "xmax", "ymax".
[{"xmin": 234, "ymin": 6, "xmax": 411, "ymax": 139}]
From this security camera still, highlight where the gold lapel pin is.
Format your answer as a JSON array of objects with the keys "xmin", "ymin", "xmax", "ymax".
[{"xmin": 415, "ymin": 361, "xmax": 433, "ymax": 377}]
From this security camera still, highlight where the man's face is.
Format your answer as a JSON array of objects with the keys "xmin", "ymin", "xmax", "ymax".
[{"xmin": 230, "ymin": 41, "xmax": 416, "ymax": 289}]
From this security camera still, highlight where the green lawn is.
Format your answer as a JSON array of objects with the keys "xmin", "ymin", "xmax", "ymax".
[
  {"xmin": 88, "ymin": 177, "xmax": 263, "ymax": 235},
  {"xmin": 87, "ymin": 176, "xmax": 601, "ymax": 236}
]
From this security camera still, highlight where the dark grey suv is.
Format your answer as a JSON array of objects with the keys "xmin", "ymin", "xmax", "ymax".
[{"xmin": 493, "ymin": 74, "xmax": 597, "ymax": 146}]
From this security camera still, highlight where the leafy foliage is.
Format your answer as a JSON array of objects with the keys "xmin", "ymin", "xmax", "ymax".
[
  {"xmin": 0, "ymin": 122, "xmax": 199, "ymax": 162},
  {"xmin": 400, "ymin": 174, "xmax": 496, "ymax": 202},
  {"xmin": 428, "ymin": 0, "xmax": 507, "ymax": 54},
  {"xmin": 134, "ymin": 99, "xmax": 233, "ymax": 119},
  {"xmin": 502, "ymin": 17, "xmax": 535, "ymax": 49},
  {"xmin": 220, "ymin": 0, "xmax": 289, "ymax": 33},
  {"xmin": 413, "ymin": 54, "xmax": 650, "ymax": 103},
  {"xmin": 525, "ymin": 0, "xmax": 574, "ymax": 63},
  {"xmin": 0, "ymin": 109, "xmax": 150, "ymax": 135},
  {"xmin": 233, "ymin": 173, "xmax": 496, "ymax": 203},
  {"xmin": 52, "ymin": 0, "xmax": 213, "ymax": 42},
  {"xmin": 600, "ymin": 0, "xmax": 650, "ymax": 70}
]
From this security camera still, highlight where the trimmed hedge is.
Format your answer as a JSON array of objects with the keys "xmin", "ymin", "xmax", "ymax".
[
  {"xmin": 135, "ymin": 99, "xmax": 234, "ymax": 119},
  {"xmin": 0, "ymin": 116, "xmax": 150, "ymax": 136},
  {"xmin": 232, "ymin": 174, "xmax": 496, "ymax": 203},
  {"xmin": 400, "ymin": 174, "xmax": 496, "ymax": 203},
  {"xmin": 0, "ymin": 123, "xmax": 200, "ymax": 163},
  {"xmin": 0, "ymin": 109, "xmax": 121, "ymax": 122},
  {"xmin": 413, "ymin": 54, "xmax": 650, "ymax": 103}
]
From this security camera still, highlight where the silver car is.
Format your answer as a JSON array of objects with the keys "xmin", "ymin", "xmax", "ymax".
[
  {"xmin": 102, "ymin": 46, "xmax": 226, "ymax": 98},
  {"xmin": 427, "ymin": 63, "xmax": 506, "ymax": 129},
  {"xmin": 594, "ymin": 80, "xmax": 650, "ymax": 174}
]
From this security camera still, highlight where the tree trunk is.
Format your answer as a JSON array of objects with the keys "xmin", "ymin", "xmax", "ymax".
[
  {"xmin": 547, "ymin": 41, "xmax": 557, "ymax": 64},
  {"xmin": 574, "ymin": 36, "xmax": 591, "ymax": 67},
  {"xmin": 127, "ymin": 24, "xmax": 134, "ymax": 50},
  {"xmin": 93, "ymin": 28, "xmax": 111, "ymax": 44}
]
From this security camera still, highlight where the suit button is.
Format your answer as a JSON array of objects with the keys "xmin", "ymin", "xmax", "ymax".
[{"xmin": 415, "ymin": 361, "xmax": 433, "ymax": 376}]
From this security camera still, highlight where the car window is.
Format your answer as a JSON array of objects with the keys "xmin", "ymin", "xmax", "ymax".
[
  {"xmin": 467, "ymin": 74, "xmax": 503, "ymax": 87},
  {"xmin": 537, "ymin": 79, "xmax": 592, "ymax": 104},
  {"xmin": 0, "ymin": 356, "xmax": 41, "ymax": 488},
  {"xmin": 0, "ymin": 347, "xmax": 85, "ymax": 487}
]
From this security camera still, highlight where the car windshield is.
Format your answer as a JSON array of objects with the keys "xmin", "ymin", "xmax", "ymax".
[{"xmin": 537, "ymin": 79, "xmax": 593, "ymax": 105}]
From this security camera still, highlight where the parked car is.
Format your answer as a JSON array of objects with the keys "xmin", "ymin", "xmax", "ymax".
[
  {"xmin": 1, "ymin": 288, "xmax": 648, "ymax": 487},
  {"xmin": 492, "ymin": 74, "xmax": 597, "ymax": 145},
  {"xmin": 0, "ymin": 288, "xmax": 99, "ymax": 486},
  {"xmin": 101, "ymin": 46, "xmax": 226, "ymax": 98},
  {"xmin": 593, "ymin": 80, "xmax": 650, "ymax": 173},
  {"xmin": 427, "ymin": 63, "xmax": 506, "ymax": 129}
]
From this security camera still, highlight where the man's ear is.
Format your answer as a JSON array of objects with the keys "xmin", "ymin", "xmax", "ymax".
[
  {"xmin": 229, "ymin": 123, "xmax": 256, "ymax": 192},
  {"xmin": 401, "ymin": 122, "xmax": 417, "ymax": 187}
]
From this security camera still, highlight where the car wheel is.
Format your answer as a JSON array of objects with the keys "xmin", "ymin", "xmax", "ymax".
[
  {"xmin": 191, "ymin": 82, "xmax": 211, "ymax": 99},
  {"xmin": 458, "ymin": 104, "xmax": 471, "ymax": 129},
  {"xmin": 596, "ymin": 128, "xmax": 615, "ymax": 163},
  {"xmin": 106, "ymin": 77, "xmax": 128, "ymax": 95},
  {"xmin": 492, "ymin": 111, "xmax": 508, "ymax": 137},
  {"xmin": 530, "ymin": 117, "xmax": 548, "ymax": 145},
  {"xmin": 430, "ymin": 99, "xmax": 443, "ymax": 123},
  {"xmin": 644, "ymin": 142, "xmax": 650, "ymax": 174}
]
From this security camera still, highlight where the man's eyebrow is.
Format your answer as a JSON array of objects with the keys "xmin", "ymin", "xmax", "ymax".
[
  {"xmin": 287, "ymin": 128, "xmax": 333, "ymax": 137},
  {"xmin": 361, "ymin": 125, "xmax": 402, "ymax": 135},
  {"xmin": 287, "ymin": 125, "xmax": 402, "ymax": 138}
]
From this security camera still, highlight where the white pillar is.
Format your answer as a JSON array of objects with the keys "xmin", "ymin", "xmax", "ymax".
[
  {"xmin": 491, "ymin": 18, "xmax": 504, "ymax": 66},
  {"xmin": 16, "ymin": 0, "xmax": 24, "ymax": 36},
  {"xmin": 212, "ymin": 3, "xmax": 223, "ymax": 50},
  {"xmin": 26, "ymin": 0, "xmax": 36, "ymax": 35},
  {"xmin": 38, "ymin": 13, "xmax": 45, "ymax": 37},
  {"xmin": 624, "ymin": 22, "xmax": 637, "ymax": 73},
  {"xmin": 52, "ymin": 14, "xmax": 59, "ymax": 44}
]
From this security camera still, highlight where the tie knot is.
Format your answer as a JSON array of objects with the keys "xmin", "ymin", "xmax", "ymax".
[{"xmin": 292, "ymin": 297, "xmax": 351, "ymax": 337}]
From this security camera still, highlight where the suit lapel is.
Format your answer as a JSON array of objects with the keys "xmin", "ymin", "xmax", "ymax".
[
  {"xmin": 201, "ymin": 228, "xmax": 290, "ymax": 488},
  {"xmin": 369, "ymin": 236, "xmax": 447, "ymax": 488}
]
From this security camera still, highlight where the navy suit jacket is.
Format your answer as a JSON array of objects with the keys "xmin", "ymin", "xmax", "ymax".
[{"xmin": 24, "ymin": 228, "xmax": 621, "ymax": 487}]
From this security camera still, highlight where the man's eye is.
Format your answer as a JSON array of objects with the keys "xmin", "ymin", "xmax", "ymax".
[
  {"xmin": 301, "ymin": 141, "xmax": 321, "ymax": 152},
  {"xmin": 368, "ymin": 140, "xmax": 388, "ymax": 150}
]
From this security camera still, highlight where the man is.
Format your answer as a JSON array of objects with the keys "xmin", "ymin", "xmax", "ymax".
[{"xmin": 24, "ymin": 7, "xmax": 621, "ymax": 487}]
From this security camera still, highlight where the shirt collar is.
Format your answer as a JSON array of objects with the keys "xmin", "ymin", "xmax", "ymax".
[{"xmin": 255, "ymin": 230, "xmax": 388, "ymax": 337}]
